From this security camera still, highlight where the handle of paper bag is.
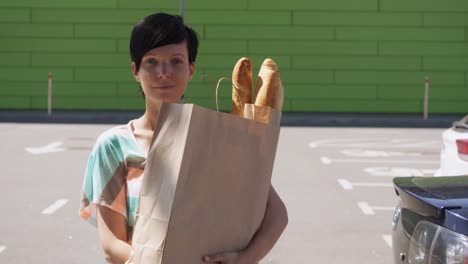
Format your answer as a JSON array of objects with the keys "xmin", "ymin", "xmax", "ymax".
[{"xmin": 215, "ymin": 77, "xmax": 243, "ymax": 112}]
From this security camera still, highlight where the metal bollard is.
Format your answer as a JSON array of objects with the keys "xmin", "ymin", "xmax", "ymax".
[
  {"xmin": 48, "ymin": 72, "xmax": 52, "ymax": 116},
  {"xmin": 423, "ymin": 76, "xmax": 429, "ymax": 120},
  {"xmin": 180, "ymin": 0, "xmax": 185, "ymax": 19}
]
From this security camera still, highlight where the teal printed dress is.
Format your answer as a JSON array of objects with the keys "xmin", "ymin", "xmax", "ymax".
[{"xmin": 80, "ymin": 120, "xmax": 146, "ymax": 243}]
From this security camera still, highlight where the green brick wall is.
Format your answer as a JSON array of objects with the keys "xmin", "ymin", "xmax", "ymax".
[{"xmin": 1, "ymin": 0, "xmax": 467, "ymax": 113}]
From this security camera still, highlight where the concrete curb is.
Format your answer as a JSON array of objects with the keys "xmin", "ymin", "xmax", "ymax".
[{"xmin": 0, "ymin": 110, "xmax": 464, "ymax": 128}]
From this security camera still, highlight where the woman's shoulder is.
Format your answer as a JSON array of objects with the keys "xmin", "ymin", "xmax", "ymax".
[{"xmin": 93, "ymin": 122, "xmax": 135, "ymax": 150}]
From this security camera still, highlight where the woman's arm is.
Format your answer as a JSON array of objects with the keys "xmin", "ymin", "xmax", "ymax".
[
  {"xmin": 97, "ymin": 205, "xmax": 132, "ymax": 264},
  {"xmin": 204, "ymin": 185, "xmax": 288, "ymax": 263},
  {"xmin": 242, "ymin": 185, "xmax": 288, "ymax": 262}
]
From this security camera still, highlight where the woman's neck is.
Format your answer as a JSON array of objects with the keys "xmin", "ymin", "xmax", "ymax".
[{"xmin": 140, "ymin": 98, "xmax": 162, "ymax": 131}]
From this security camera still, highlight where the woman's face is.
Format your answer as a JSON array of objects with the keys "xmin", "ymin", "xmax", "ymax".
[{"xmin": 131, "ymin": 41, "xmax": 195, "ymax": 104}]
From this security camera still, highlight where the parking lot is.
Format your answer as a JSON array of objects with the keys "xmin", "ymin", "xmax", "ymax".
[{"xmin": 0, "ymin": 122, "xmax": 444, "ymax": 263}]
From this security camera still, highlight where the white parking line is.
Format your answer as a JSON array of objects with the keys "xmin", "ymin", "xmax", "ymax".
[
  {"xmin": 358, "ymin": 202, "xmax": 375, "ymax": 215},
  {"xmin": 383, "ymin": 234, "xmax": 392, "ymax": 248},
  {"xmin": 337, "ymin": 179, "xmax": 353, "ymax": 190},
  {"xmin": 321, "ymin": 156, "xmax": 438, "ymax": 165},
  {"xmin": 0, "ymin": 245, "xmax": 6, "ymax": 254},
  {"xmin": 320, "ymin": 157, "xmax": 332, "ymax": 165},
  {"xmin": 358, "ymin": 202, "xmax": 394, "ymax": 215},
  {"xmin": 41, "ymin": 199, "xmax": 68, "ymax": 215},
  {"xmin": 338, "ymin": 179, "xmax": 393, "ymax": 190},
  {"xmin": 364, "ymin": 167, "xmax": 437, "ymax": 177},
  {"xmin": 25, "ymin": 141, "xmax": 65, "ymax": 155},
  {"xmin": 309, "ymin": 139, "xmax": 440, "ymax": 149}
]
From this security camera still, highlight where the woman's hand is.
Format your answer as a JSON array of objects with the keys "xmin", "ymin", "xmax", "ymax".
[{"xmin": 203, "ymin": 251, "xmax": 258, "ymax": 264}]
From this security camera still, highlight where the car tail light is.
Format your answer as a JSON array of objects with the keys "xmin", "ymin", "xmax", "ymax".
[
  {"xmin": 408, "ymin": 221, "xmax": 468, "ymax": 264},
  {"xmin": 456, "ymin": 139, "xmax": 468, "ymax": 162}
]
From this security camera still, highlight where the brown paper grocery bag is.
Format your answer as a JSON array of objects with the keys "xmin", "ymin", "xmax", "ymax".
[{"xmin": 129, "ymin": 103, "xmax": 281, "ymax": 264}]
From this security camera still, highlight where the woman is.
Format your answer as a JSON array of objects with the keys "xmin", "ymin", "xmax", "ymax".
[{"xmin": 80, "ymin": 12, "xmax": 288, "ymax": 264}]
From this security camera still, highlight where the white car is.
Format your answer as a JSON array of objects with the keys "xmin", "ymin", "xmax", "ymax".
[{"xmin": 434, "ymin": 115, "xmax": 468, "ymax": 176}]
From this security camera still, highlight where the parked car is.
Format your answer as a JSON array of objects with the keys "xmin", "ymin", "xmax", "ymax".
[
  {"xmin": 392, "ymin": 176, "xmax": 468, "ymax": 263},
  {"xmin": 434, "ymin": 115, "xmax": 468, "ymax": 176},
  {"xmin": 392, "ymin": 116, "xmax": 468, "ymax": 263}
]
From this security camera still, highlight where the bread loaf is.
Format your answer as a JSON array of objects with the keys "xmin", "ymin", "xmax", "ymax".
[
  {"xmin": 231, "ymin": 57, "xmax": 253, "ymax": 117},
  {"xmin": 253, "ymin": 58, "xmax": 284, "ymax": 110}
]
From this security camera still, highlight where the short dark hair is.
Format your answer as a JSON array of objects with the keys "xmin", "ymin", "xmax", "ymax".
[{"xmin": 129, "ymin": 13, "xmax": 199, "ymax": 97}]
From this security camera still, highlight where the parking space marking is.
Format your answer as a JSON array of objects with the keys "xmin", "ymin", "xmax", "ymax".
[
  {"xmin": 337, "ymin": 179, "xmax": 353, "ymax": 190},
  {"xmin": 320, "ymin": 157, "xmax": 332, "ymax": 165},
  {"xmin": 364, "ymin": 167, "xmax": 437, "ymax": 177},
  {"xmin": 358, "ymin": 202, "xmax": 394, "ymax": 215},
  {"xmin": 321, "ymin": 156, "xmax": 438, "ymax": 165},
  {"xmin": 41, "ymin": 199, "xmax": 68, "ymax": 215},
  {"xmin": 383, "ymin": 234, "xmax": 392, "ymax": 248},
  {"xmin": 0, "ymin": 245, "xmax": 6, "ymax": 254},
  {"xmin": 340, "ymin": 149, "xmax": 422, "ymax": 158},
  {"xmin": 25, "ymin": 141, "xmax": 65, "ymax": 155},
  {"xmin": 338, "ymin": 179, "xmax": 392, "ymax": 190},
  {"xmin": 309, "ymin": 139, "xmax": 440, "ymax": 149}
]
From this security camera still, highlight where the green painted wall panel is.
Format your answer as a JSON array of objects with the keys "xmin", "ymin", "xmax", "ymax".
[
  {"xmin": 32, "ymin": 9, "xmax": 154, "ymax": 23},
  {"xmin": 0, "ymin": 38, "xmax": 117, "ymax": 52},
  {"xmin": 75, "ymin": 68, "xmax": 133, "ymax": 82},
  {"xmin": 75, "ymin": 25, "xmax": 134, "ymax": 38},
  {"xmin": 429, "ymin": 102, "xmax": 468, "ymax": 113},
  {"xmin": 286, "ymin": 85, "xmax": 377, "ymax": 99},
  {"xmin": 0, "ymin": 53, "xmax": 30, "ymax": 66},
  {"xmin": 281, "ymin": 70, "xmax": 334, "ymax": 84},
  {"xmin": 32, "ymin": 53, "xmax": 129, "ymax": 67},
  {"xmin": 291, "ymin": 100, "xmax": 421, "ymax": 113},
  {"xmin": 117, "ymin": 82, "xmax": 141, "ymax": 96},
  {"xmin": 381, "ymin": 0, "xmax": 468, "ymax": 12},
  {"xmin": 337, "ymin": 27, "xmax": 465, "ymax": 41},
  {"xmin": 185, "ymin": 11, "xmax": 291, "ymax": 25},
  {"xmin": 0, "ymin": 82, "xmax": 47, "ymax": 96},
  {"xmin": 249, "ymin": 41, "xmax": 378, "ymax": 55},
  {"xmin": 31, "ymin": 96, "xmax": 144, "ymax": 110},
  {"xmin": 379, "ymin": 86, "xmax": 468, "ymax": 100},
  {"xmin": 0, "ymin": 0, "xmax": 116, "ymax": 8},
  {"xmin": 117, "ymin": 0, "xmax": 247, "ymax": 9},
  {"xmin": 249, "ymin": 0, "xmax": 378, "ymax": 11},
  {"xmin": 292, "ymin": 56, "xmax": 421, "ymax": 70},
  {"xmin": 206, "ymin": 26, "xmax": 334, "ymax": 40},
  {"xmin": 0, "ymin": 24, "xmax": 73, "ymax": 38},
  {"xmin": 0, "ymin": 1, "xmax": 464, "ymax": 113},
  {"xmin": 0, "ymin": 97, "xmax": 30, "ymax": 108},
  {"xmin": 0, "ymin": 81, "xmax": 117, "ymax": 96},
  {"xmin": 0, "ymin": 9, "xmax": 30, "ymax": 23},
  {"xmin": 336, "ymin": 71, "xmax": 464, "ymax": 85},
  {"xmin": 424, "ymin": 14, "xmax": 468, "ymax": 26},
  {"xmin": 198, "ymin": 40, "xmax": 248, "ymax": 54},
  {"xmin": 0, "ymin": 67, "xmax": 73, "ymax": 81},
  {"xmin": 380, "ymin": 42, "xmax": 468, "ymax": 56},
  {"xmin": 294, "ymin": 12, "xmax": 422, "ymax": 26},
  {"xmin": 423, "ymin": 57, "xmax": 468, "ymax": 71}
]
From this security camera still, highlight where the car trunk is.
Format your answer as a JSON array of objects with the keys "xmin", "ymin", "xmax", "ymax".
[{"xmin": 394, "ymin": 176, "xmax": 468, "ymax": 215}]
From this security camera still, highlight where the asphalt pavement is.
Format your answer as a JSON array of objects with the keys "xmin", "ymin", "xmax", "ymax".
[{"xmin": 0, "ymin": 122, "xmax": 445, "ymax": 263}]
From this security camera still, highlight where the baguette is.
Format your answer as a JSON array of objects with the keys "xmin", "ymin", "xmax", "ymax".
[
  {"xmin": 253, "ymin": 58, "xmax": 284, "ymax": 110},
  {"xmin": 231, "ymin": 57, "xmax": 253, "ymax": 117}
]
